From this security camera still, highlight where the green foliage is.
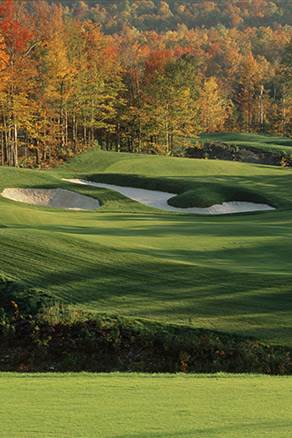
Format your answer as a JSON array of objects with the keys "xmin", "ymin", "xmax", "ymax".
[
  {"xmin": 1, "ymin": 309, "xmax": 292, "ymax": 374},
  {"xmin": 0, "ymin": 275, "xmax": 57, "ymax": 317},
  {"xmin": 49, "ymin": 0, "xmax": 292, "ymax": 32},
  {"xmin": 1, "ymin": 2, "xmax": 292, "ymax": 167}
]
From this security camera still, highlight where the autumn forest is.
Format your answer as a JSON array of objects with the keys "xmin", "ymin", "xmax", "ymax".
[{"xmin": 0, "ymin": 0, "xmax": 292, "ymax": 167}]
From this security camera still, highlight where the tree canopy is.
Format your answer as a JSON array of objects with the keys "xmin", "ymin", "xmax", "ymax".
[
  {"xmin": 0, "ymin": 0, "xmax": 291, "ymax": 167},
  {"xmin": 43, "ymin": 0, "xmax": 292, "ymax": 33}
]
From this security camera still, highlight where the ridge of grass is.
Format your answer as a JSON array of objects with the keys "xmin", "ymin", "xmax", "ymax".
[
  {"xmin": 201, "ymin": 132, "xmax": 292, "ymax": 156},
  {"xmin": 86, "ymin": 172, "xmax": 271, "ymax": 208},
  {"xmin": 1, "ymin": 276, "xmax": 292, "ymax": 375}
]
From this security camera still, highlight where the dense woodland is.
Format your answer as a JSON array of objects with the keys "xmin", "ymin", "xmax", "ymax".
[
  {"xmin": 50, "ymin": 0, "xmax": 292, "ymax": 33},
  {"xmin": 0, "ymin": 0, "xmax": 292, "ymax": 167}
]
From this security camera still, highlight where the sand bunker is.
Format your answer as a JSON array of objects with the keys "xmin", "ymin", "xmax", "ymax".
[
  {"xmin": 1, "ymin": 188, "xmax": 100, "ymax": 210},
  {"xmin": 64, "ymin": 179, "xmax": 275, "ymax": 215}
]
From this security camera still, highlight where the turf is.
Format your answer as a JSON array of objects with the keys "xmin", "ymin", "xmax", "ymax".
[
  {"xmin": 0, "ymin": 373, "xmax": 291, "ymax": 437},
  {"xmin": 201, "ymin": 132, "xmax": 292, "ymax": 155},
  {"xmin": 1, "ymin": 147, "xmax": 292, "ymax": 345}
]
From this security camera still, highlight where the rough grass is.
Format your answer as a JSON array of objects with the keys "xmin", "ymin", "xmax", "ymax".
[
  {"xmin": 0, "ymin": 373, "xmax": 291, "ymax": 437},
  {"xmin": 2, "ymin": 298, "xmax": 292, "ymax": 374},
  {"xmin": 1, "ymin": 148, "xmax": 292, "ymax": 346}
]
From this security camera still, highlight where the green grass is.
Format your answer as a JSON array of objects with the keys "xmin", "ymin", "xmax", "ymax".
[
  {"xmin": 81, "ymin": 173, "xmax": 271, "ymax": 208},
  {"xmin": 1, "ymin": 146, "xmax": 292, "ymax": 346},
  {"xmin": 0, "ymin": 373, "xmax": 291, "ymax": 437},
  {"xmin": 167, "ymin": 185, "xmax": 269, "ymax": 208},
  {"xmin": 201, "ymin": 132, "xmax": 292, "ymax": 155}
]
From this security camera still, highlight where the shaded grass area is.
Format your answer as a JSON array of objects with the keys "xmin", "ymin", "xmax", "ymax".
[
  {"xmin": 1, "ymin": 293, "xmax": 292, "ymax": 374},
  {"xmin": 55, "ymin": 146, "xmax": 290, "ymax": 177},
  {"xmin": 86, "ymin": 172, "xmax": 272, "ymax": 208},
  {"xmin": 1, "ymin": 149, "xmax": 292, "ymax": 346},
  {"xmin": 0, "ymin": 373, "xmax": 292, "ymax": 437},
  {"xmin": 56, "ymin": 147, "xmax": 292, "ymax": 209},
  {"xmin": 201, "ymin": 132, "xmax": 292, "ymax": 155}
]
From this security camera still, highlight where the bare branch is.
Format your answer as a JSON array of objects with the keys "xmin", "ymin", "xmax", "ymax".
[{"xmin": 23, "ymin": 41, "xmax": 41, "ymax": 58}]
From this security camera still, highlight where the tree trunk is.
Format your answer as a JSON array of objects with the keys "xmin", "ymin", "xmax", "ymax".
[
  {"xmin": 13, "ymin": 123, "xmax": 18, "ymax": 167},
  {"xmin": 116, "ymin": 123, "xmax": 121, "ymax": 152},
  {"xmin": 259, "ymin": 85, "xmax": 264, "ymax": 131},
  {"xmin": 1, "ymin": 131, "xmax": 4, "ymax": 166}
]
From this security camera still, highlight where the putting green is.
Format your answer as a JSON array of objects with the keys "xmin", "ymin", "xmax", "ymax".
[{"xmin": 1, "ymin": 146, "xmax": 292, "ymax": 345}]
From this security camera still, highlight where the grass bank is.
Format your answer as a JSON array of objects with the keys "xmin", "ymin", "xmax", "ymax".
[
  {"xmin": 193, "ymin": 132, "xmax": 292, "ymax": 166},
  {"xmin": 1, "ymin": 146, "xmax": 292, "ymax": 346}
]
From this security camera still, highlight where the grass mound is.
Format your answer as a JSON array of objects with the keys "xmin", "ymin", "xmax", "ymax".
[
  {"xmin": 86, "ymin": 173, "xmax": 271, "ymax": 208},
  {"xmin": 1, "ymin": 303, "xmax": 292, "ymax": 374},
  {"xmin": 194, "ymin": 132, "xmax": 292, "ymax": 166},
  {"xmin": 0, "ymin": 274, "xmax": 56, "ymax": 317},
  {"xmin": 86, "ymin": 172, "xmax": 185, "ymax": 193},
  {"xmin": 0, "ymin": 278, "xmax": 291, "ymax": 375},
  {"xmin": 1, "ymin": 146, "xmax": 292, "ymax": 347},
  {"xmin": 201, "ymin": 132, "xmax": 292, "ymax": 155},
  {"xmin": 167, "ymin": 184, "xmax": 270, "ymax": 208}
]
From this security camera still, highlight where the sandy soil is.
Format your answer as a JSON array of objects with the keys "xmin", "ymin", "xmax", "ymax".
[
  {"xmin": 1, "ymin": 188, "xmax": 100, "ymax": 210},
  {"xmin": 64, "ymin": 178, "xmax": 275, "ymax": 215}
]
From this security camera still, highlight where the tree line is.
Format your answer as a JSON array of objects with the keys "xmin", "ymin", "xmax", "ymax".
[
  {"xmin": 48, "ymin": 0, "xmax": 292, "ymax": 34},
  {"xmin": 0, "ymin": 0, "xmax": 291, "ymax": 167}
]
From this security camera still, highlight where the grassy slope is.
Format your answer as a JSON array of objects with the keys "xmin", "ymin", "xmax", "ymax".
[
  {"xmin": 0, "ymin": 373, "xmax": 291, "ymax": 437},
  {"xmin": 201, "ymin": 132, "xmax": 292, "ymax": 155},
  {"xmin": 1, "ymin": 149, "xmax": 292, "ymax": 345}
]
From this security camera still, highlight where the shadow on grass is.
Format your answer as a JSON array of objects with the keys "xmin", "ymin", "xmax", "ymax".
[
  {"xmin": 1, "ymin": 227, "xmax": 292, "ymax": 344},
  {"xmin": 19, "ymin": 172, "xmax": 292, "ymax": 211},
  {"xmin": 116, "ymin": 420, "xmax": 292, "ymax": 437}
]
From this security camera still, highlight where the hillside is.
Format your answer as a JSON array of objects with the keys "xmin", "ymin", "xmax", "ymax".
[
  {"xmin": 1, "ymin": 147, "xmax": 292, "ymax": 347},
  {"xmin": 51, "ymin": 0, "xmax": 292, "ymax": 32},
  {"xmin": 1, "ymin": 1, "xmax": 292, "ymax": 168},
  {"xmin": 1, "ymin": 0, "xmax": 292, "ymax": 434}
]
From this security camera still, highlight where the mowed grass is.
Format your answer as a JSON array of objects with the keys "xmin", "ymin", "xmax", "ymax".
[
  {"xmin": 1, "ymin": 148, "xmax": 292, "ymax": 345},
  {"xmin": 0, "ymin": 373, "xmax": 291, "ymax": 437},
  {"xmin": 201, "ymin": 132, "xmax": 292, "ymax": 155}
]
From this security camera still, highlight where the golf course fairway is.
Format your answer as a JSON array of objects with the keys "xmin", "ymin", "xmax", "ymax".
[
  {"xmin": 0, "ymin": 373, "xmax": 291, "ymax": 437},
  {"xmin": 1, "ymin": 146, "xmax": 292, "ymax": 346}
]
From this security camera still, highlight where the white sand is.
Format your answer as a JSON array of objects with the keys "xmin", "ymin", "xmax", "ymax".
[
  {"xmin": 1, "ymin": 188, "xmax": 100, "ymax": 210},
  {"xmin": 64, "ymin": 178, "xmax": 275, "ymax": 215}
]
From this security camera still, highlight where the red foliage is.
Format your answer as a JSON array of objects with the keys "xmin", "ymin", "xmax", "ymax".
[
  {"xmin": 0, "ymin": 0, "xmax": 33, "ymax": 54},
  {"xmin": 207, "ymin": 42, "xmax": 222, "ymax": 57},
  {"xmin": 144, "ymin": 49, "xmax": 174, "ymax": 76}
]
